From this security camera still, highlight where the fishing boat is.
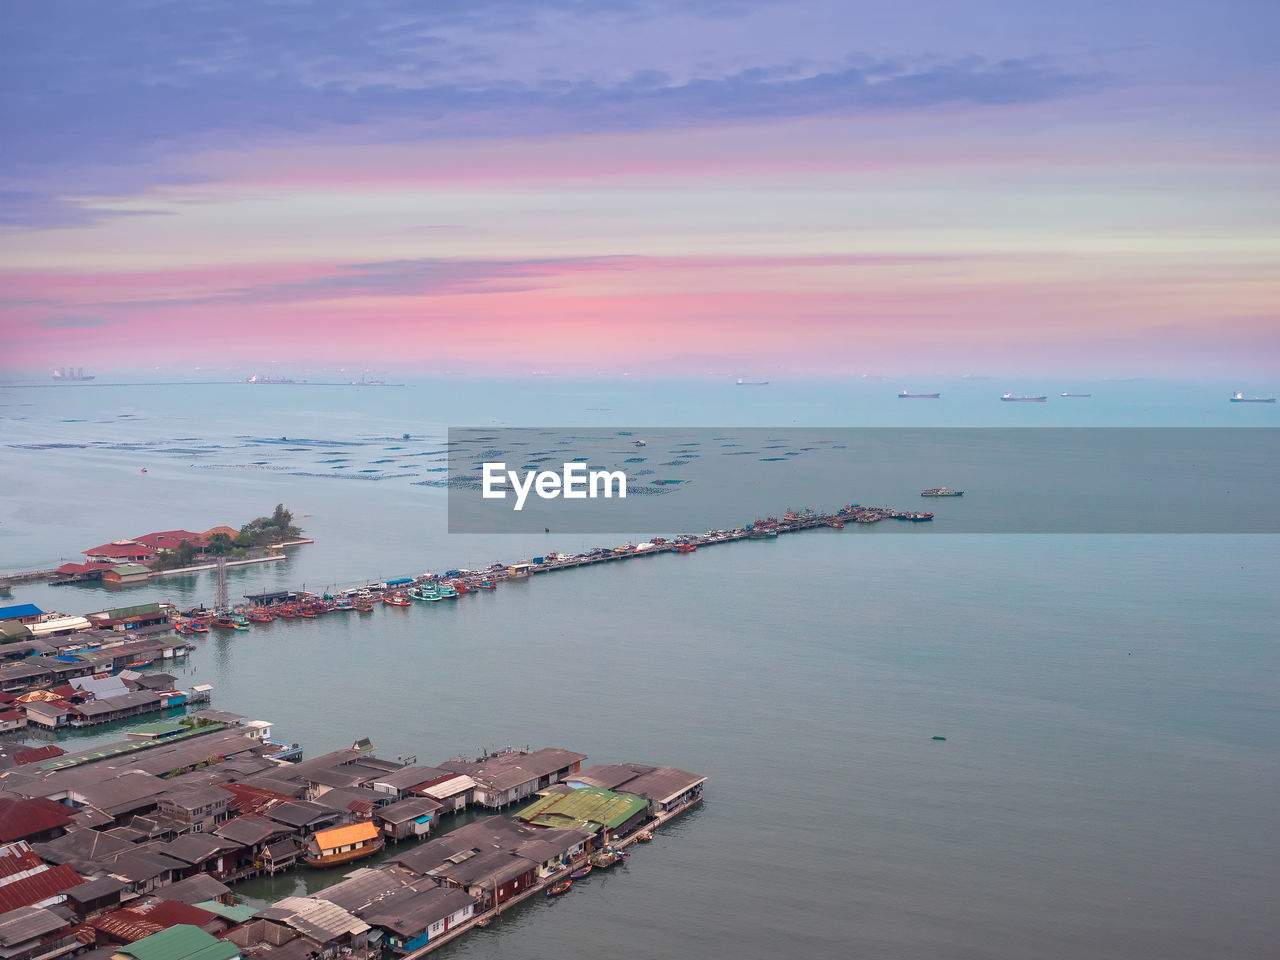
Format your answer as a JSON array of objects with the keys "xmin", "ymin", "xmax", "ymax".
[
  {"xmin": 303, "ymin": 822, "xmax": 384, "ymax": 868},
  {"xmin": 590, "ymin": 851, "xmax": 620, "ymax": 869},
  {"xmin": 1001, "ymin": 393, "xmax": 1047, "ymax": 402},
  {"xmin": 439, "ymin": 582, "xmax": 459, "ymax": 600},
  {"xmin": 126, "ymin": 658, "xmax": 154, "ymax": 668},
  {"xmin": 633, "ymin": 831, "xmax": 654, "ymax": 843},
  {"xmin": 546, "ymin": 880, "xmax": 573, "ymax": 897},
  {"xmin": 474, "ymin": 580, "xmax": 497, "ymax": 590},
  {"xmin": 921, "ymin": 487, "xmax": 963, "ymax": 497},
  {"xmin": 408, "ymin": 584, "xmax": 441, "ymax": 602},
  {"xmin": 212, "ymin": 613, "xmax": 250, "ymax": 631},
  {"xmin": 674, "ymin": 542, "xmax": 697, "ymax": 553},
  {"xmin": 248, "ymin": 608, "xmax": 276, "ymax": 623},
  {"xmin": 569, "ymin": 865, "xmax": 593, "ymax": 879},
  {"xmin": 383, "ymin": 591, "xmax": 412, "ymax": 606}
]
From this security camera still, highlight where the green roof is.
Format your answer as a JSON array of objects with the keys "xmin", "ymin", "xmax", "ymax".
[
  {"xmin": 117, "ymin": 924, "xmax": 240, "ymax": 960},
  {"xmin": 514, "ymin": 785, "xmax": 649, "ymax": 831},
  {"xmin": 194, "ymin": 900, "xmax": 259, "ymax": 923},
  {"xmin": 110, "ymin": 564, "xmax": 152, "ymax": 576},
  {"xmin": 103, "ymin": 601, "xmax": 163, "ymax": 619},
  {"xmin": 0, "ymin": 619, "xmax": 32, "ymax": 641}
]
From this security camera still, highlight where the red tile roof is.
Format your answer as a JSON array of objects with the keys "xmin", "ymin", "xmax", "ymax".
[
  {"xmin": 0, "ymin": 861, "xmax": 83, "ymax": 911},
  {"xmin": 57, "ymin": 561, "xmax": 115, "ymax": 575},
  {"xmin": 0, "ymin": 797, "xmax": 74, "ymax": 842},
  {"xmin": 132, "ymin": 530, "xmax": 207, "ymax": 550},
  {"xmin": 82, "ymin": 541, "xmax": 155, "ymax": 560}
]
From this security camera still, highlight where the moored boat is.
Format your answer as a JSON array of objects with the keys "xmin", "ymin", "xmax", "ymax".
[
  {"xmin": 546, "ymin": 880, "xmax": 573, "ymax": 897},
  {"xmin": 633, "ymin": 831, "xmax": 654, "ymax": 843},
  {"xmin": 382, "ymin": 591, "xmax": 412, "ymax": 606},
  {"xmin": 569, "ymin": 865, "xmax": 592, "ymax": 879},
  {"xmin": 921, "ymin": 487, "xmax": 963, "ymax": 497},
  {"xmin": 303, "ymin": 822, "xmax": 384, "ymax": 868},
  {"xmin": 408, "ymin": 584, "xmax": 441, "ymax": 602}
]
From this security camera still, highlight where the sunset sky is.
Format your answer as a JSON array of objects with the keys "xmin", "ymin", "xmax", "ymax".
[{"xmin": 2, "ymin": 0, "xmax": 1277, "ymax": 378}]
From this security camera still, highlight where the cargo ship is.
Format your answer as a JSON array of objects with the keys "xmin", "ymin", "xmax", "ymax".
[
  {"xmin": 736, "ymin": 378, "xmax": 769, "ymax": 386},
  {"xmin": 1061, "ymin": 392, "xmax": 1092, "ymax": 398},
  {"xmin": 898, "ymin": 390, "xmax": 940, "ymax": 399},
  {"xmin": 52, "ymin": 367, "xmax": 94, "ymax": 381},
  {"xmin": 1001, "ymin": 393, "xmax": 1047, "ymax": 402},
  {"xmin": 921, "ymin": 487, "xmax": 963, "ymax": 497},
  {"xmin": 1229, "ymin": 392, "xmax": 1275, "ymax": 403}
]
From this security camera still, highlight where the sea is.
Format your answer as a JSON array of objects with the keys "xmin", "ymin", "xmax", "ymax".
[{"xmin": 0, "ymin": 377, "xmax": 1276, "ymax": 959}]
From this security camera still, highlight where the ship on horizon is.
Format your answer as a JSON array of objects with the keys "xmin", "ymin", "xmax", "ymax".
[
  {"xmin": 1001, "ymin": 393, "xmax": 1047, "ymax": 402},
  {"xmin": 1061, "ymin": 392, "xmax": 1092, "ymax": 398},
  {"xmin": 899, "ymin": 390, "xmax": 940, "ymax": 399},
  {"xmin": 736, "ymin": 378, "xmax": 769, "ymax": 386},
  {"xmin": 1229, "ymin": 392, "xmax": 1275, "ymax": 403},
  {"xmin": 52, "ymin": 367, "xmax": 94, "ymax": 382}
]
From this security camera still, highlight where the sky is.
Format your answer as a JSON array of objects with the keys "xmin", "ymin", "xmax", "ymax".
[{"xmin": 1, "ymin": 0, "xmax": 1277, "ymax": 379}]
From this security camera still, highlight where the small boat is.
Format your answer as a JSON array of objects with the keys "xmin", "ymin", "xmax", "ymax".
[
  {"xmin": 382, "ymin": 591, "xmax": 412, "ymax": 606},
  {"xmin": 633, "ymin": 831, "xmax": 654, "ymax": 843},
  {"xmin": 569, "ymin": 865, "xmax": 593, "ymax": 879},
  {"xmin": 674, "ymin": 542, "xmax": 697, "ymax": 552},
  {"xmin": 126, "ymin": 659, "xmax": 154, "ymax": 668},
  {"xmin": 898, "ymin": 390, "xmax": 940, "ymax": 399},
  {"xmin": 474, "ymin": 917, "xmax": 491, "ymax": 928},
  {"xmin": 139, "ymin": 468, "xmax": 148, "ymax": 473},
  {"xmin": 921, "ymin": 487, "xmax": 963, "ymax": 497},
  {"xmin": 546, "ymin": 880, "xmax": 573, "ymax": 897},
  {"xmin": 590, "ymin": 852, "xmax": 618, "ymax": 869},
  {"xmin": 1001, "ymin": 393, "xmax": 1047, "ymax": 402}
]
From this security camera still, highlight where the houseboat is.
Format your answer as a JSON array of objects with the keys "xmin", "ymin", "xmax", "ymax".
[{"xmin": 303, "ymin": 821, "xmax": 385, "ymax": 868}]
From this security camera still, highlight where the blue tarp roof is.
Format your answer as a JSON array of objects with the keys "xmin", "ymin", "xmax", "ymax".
[
  {"xmin": 385, "ymin": 577, "xmax": 413, "ymax": 585},
  {"xmin": 0, "ymin": 603, "xmax": 42, "ymax": 619}
]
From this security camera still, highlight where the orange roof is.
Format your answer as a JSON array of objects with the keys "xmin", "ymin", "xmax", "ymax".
[
  {"xmin": 313, "ymin": 821, "xmax": 380, "ymax": 848},
  {"xmin": 202, "ymin": 525, "xmax": 239, "ymax": 539},
  {"xmin": 16, "ymin": 690, "xmax": 65, "ymax": 703}
]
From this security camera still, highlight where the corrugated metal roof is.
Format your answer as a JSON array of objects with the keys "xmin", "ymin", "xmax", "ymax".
[
  {"xmin": 259, "ymin": 895, "xmax": 369, "ymax": 940},
  {"xmin": 0, "ymin": 605, "xmax": 42, "ymax": 620},
  {"xmin": 115, "ymin": 923, "xmax": 239, "ymax": 960},
  {"xmin": 0, "ymin": 905, "xmax": 67, "ymax": 948},
  {"xmin": 415, "ymin": 774, "xmax": 475, "ymax": 799},
  {"xmin": 514, "ymin": 785, "xmax": 648, "ymax": 830}
]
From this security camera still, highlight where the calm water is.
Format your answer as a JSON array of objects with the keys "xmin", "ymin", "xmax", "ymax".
[{"xmin": 1, "ymin": 378, "xmax": 1276, "ymax": 958}]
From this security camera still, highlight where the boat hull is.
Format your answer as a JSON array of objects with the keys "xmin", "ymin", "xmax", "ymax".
[{"xmin": 303, "ymin": 838, "xmax": 384, "ymax": 869}]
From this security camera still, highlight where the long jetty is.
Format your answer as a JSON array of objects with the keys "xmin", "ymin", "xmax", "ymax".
[{"xmin": 207, "ymin": 502, "xmax": 933, "ymax": 618}]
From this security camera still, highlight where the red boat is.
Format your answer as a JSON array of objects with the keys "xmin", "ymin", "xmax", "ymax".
[
  {"xmin": 546, "ymin": 880, "xmax": 573, "ymax": 897},
  {"xmin": 383, "ymin": 591, "xmax": 411, "ymax": 606},
  {"xmin": 248, "ymin": 608, "xmax": 276, "ymax": 623},
  {"xmin": 674, "ymin": 543, "xmax": 697, "ymax": 553}
]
